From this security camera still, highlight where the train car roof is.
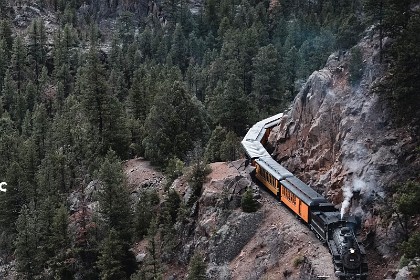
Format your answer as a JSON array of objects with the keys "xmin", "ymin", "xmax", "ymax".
[
  {"xmin": 243, "ymin": 113, "xmax": 283, "ymax": 142},
  {"xmin": 255, "ymin": 156, "xmax": 293, "ymax": 180},
  {"xmin": 261, "ymin": 113, "xmax": 283, "ymax": 129},
  {"xmin": 243, "ymin": 121, "xmax": 266, "ymax": 142},
  {"xmin": 281, "ymin": 176, "xmax": 329, "ymax": 206},
  {"xmin": 241, "ymin": 140, "xmax": 271, "ymax": 159}
]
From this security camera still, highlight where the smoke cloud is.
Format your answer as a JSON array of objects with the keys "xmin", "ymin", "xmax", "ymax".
[{"xmin": 340, "ymin": 178, "xmax": 365, "ymax": 219}]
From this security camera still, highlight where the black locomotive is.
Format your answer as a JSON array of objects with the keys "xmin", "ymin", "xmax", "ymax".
[{"xmin": 241, "ymin": 114, "xmax": 368, "ymax": 279}]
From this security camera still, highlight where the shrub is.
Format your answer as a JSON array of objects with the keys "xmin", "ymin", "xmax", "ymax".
[
  {"xmin": 401, "ymin": 232, "xmax": 420, "ymax": 259},
  {"xmin": 293, "ymin": 255, "xmax": 305, "ymax": 268},
  {"xmin": 241, "ymin": 188, "xmax": 258, "ymax": 213}
]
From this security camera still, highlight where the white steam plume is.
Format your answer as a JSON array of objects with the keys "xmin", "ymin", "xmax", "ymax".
[{"xmin": 340, "ymin": 178, "xmax": 365, "ymax": 219}]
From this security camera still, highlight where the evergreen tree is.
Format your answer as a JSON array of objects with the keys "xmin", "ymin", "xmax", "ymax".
[
  {"xmin": 241, "ymin": 188, "xmax": 258, "ymax": 213},
  {"xmin": 28, "ymin": 19, "xmax": 47, "ymax": 83},
  {"xmin": 187, "ymin": 253, "xmax": 207, "ymax": 280},
  {"xmin": 127, "ymin": 66, "xmax": 151, "ymax": 122},
  {"xmin": 0, "ymin": 39, "xmax": 8, "ymax": 91},
  {"xmin": 73, "ymin": 184, "xmax": 100, "ymax": 280},
  {"xmin": 32, "ymin": 103, "xmax": 49, "ymax": 162},
  {"xmin": 169, "ymin": 24, "xmax": 188, "ymax": 72},
  {"xmin": 282, "ymin": 46, "xmax": 299, "ymax": 97},
  {"xmin": 97, "ymin": 150, "xmax": 133, "ymax": 240},
  {"xmin": 9, "ymin": 35, "xmax": 27, "ymax": 93},
  {"xmin": 97, "ymin": 229, "xmax": 127, "ymax": 280},
  {"xmin": 143, "ymin": 80, "xmax": 209, "ymax": 167},
  {"xmin": 134, "ymin": 190, "xmax": 153, "ymax": 239},
  {"xmin": 48, "ymin": 205, "xmax": 74, "ymax": 279},
  {"xmin": 252, "ymin": 44, "xmax": 282, "ymax": 115},
  {"xmin": 80, "ymin": 43, "xmax": 130, "ymax": 158},
  {"xmin": 1, "ymin": 69, "xmax": 17, "ymax": 117},
  {"xmin": 15, "ymin": 203, "xmax": 41, "ymax": 278},
  {"xmin": 186, "ymin": 144, "xmax": 211, "ymax": 206},
  {"xmin": 0, "ymin": 20, "xmax": 13, "ymax": 58},
  {"xmin": 204, "ymin": 126, "xmax": 228, "ymax": 163},
  {"xmin": 142, "ymin": 217, "xmax": 162, "ymax": 280},
  {"xmin": 207, "ymin": 72, "xmax": 255, "ymax": 135},
  {"xmin": 220, "ymin": 131, "xmax": 241, "ymax": 162}
]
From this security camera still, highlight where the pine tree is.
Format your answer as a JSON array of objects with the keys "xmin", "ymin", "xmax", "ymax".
[
  {"xmin": 1, "ymin": 69, "xmax": 17, "ymax": 117},
  {"xmin": 0, "ymin": 39, "xmax": 8, "ymax": 91},
  {"xmin": 97, "ymin": 150, "xmax": 133, "ymax": 240},
  {"xmin": 32, "ymin": 103, "xmax": 49, "ymax": 162},
  {"xmin": 15, "ymin": 203, "xmax": 41, "ymax": 278},
  {"xmin": 9, "ymin": 35, "xmax": 27, "ymax": 94},
  {"xmin": 80, "ymin": 43, "xmax": 130, "ymax": 158},
  {"xmin": 220, "ymin": 131, "xmax": 241, "ymax": 162},
  {"xmin": 48, "ymin": 204, "xmax": 74, "ymax": 279},
  {"xmin": 0, "ymin": 20, "xmax": 13, "ymax": 58},
  {"xmin": 143, "ymin": 80, "xmax": 209, "ymax": 166},
  {"xmin": 96, "ymin": 229, "xmax": 127, "ymax": 280},
  {"xmin": 207, "ymin": 72, "xmax": 255, "ymax": 135},
  {"xmin": 252, "ymin": 44, "xmax": 282, "ymax": 115},
  {"xmin": 282, "ymin": 46, "xmax": 299, "ymax": 97},
  {"xmin": 241, "ymin": 188, "xmax": 258, "ymax": 213},
  {"xmin": 143, "ymin": 217, "xmax": 162, "ymax": 280},
  {"xmin": 204, "ymin": 126, "xmax": 228, "ymax": 163},
  {"xmin": 170, "ymin": 24, "xmax": 188, "ymax": 72},
  {"xmin": 28, "ymin": 19, "xmax": 47, "ymax": 83},
  {"xmin": 127, "ymin": 66, "xmax": 151, "ymax": 122},
  {"xmin": 134, "ymin": 190, "xmax": 153, "ymax": 239},
  {"xmin": 187, "ymin": 253, "xmax": 207, "ymax": 280},
  {"xmin": 73, "ymin": 183, "xmax": 100, "ymax": 280}
]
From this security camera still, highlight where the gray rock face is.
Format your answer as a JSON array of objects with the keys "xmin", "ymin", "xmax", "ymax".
[
  {"xmin": 209, "ymin": 211, "xmax": 263, "ymax": 265},
  {"xmin": 269, "ymin": 28, "xmax": 418, "ymax": 255}
]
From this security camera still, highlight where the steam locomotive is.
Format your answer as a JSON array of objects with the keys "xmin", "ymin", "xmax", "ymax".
[{"xmin": 241, "ymin": 114, "xmax": 368, "ymax": 279}]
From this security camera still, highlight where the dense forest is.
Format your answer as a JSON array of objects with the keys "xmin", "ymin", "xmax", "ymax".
[{"xmin": 0, "ymin": 0, "xmax": 419, "ymax": 279}]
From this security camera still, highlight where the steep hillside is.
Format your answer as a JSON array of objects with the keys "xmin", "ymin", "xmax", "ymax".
[{"xmin": 268, "ymin": 26, "xmax": 419, "ymax": 260}]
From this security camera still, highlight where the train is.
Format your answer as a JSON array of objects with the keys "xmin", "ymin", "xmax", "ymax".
[{"xmin": 241, "ymin": 114, "xmax": 368, "ymax": 279}]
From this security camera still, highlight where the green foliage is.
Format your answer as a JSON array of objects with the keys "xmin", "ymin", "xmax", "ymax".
[
  {"xmin": 15, "ymin": 202, "xmax": 42, "ymax": 278},
  {"xmin": 134, "ymin": 189, "xmax": 158, "ymax": 239},
  {"xmin": 401, "ymin": 231, "xmax": 420, "ymax": 260},
  {"xmin": 349, "ymin": 46, "xmax": 364, "ymax": 84},
  {"xmin": 97, "ymin": 150, "xmax": 133, "ymax": 241},
  {"xmin": 204, "ymin": 126, "xmax": 228, "ymax": 163},
  {"xmin": 220, "ymin": 131, "xmax": 241, "ymax": 162},
  {"xmin": 142, "ymin": 217, "xmax": 163, "ymax": 280},
  {"xmin": 96, "ymin": 229, "xmax": 128, "ymax": 280},
  {"xmin": 165, "ymin": 156, "xmax": 185, "ymax": 183},
  {"xmin": 206, "ymin": 73, "xmax": 256, "ymax": 135},
  {"xmin": 241, "ymin": 188, "xmax": 258, "ymax": 213},
  {"xmin": 382, "ymin": 181, "xmax": 420, "ymax": 241},
  {"xmin": 80, "ymin": 44, "xmax": 130, "ymax": 158},
  {"xmin": 399, "ymin": 254, "xmax": 410, "ymax": 268},
  {"xmin": 143, "ymin": 80, "xmax": 209, "ymax": 167},
  {"xmin": 395, "ymin": 181, "xmax": 420, "ymax": 217},
  {"xmin": 379, "ymin": 11, "xmax": 420, "ymax": 125},
  {"xmin": 293, "ymin": 255, "xmax": 305, "ymax": 268},
  {"xmin": 252, "ymin": 44, "xmax": 283, "ymax": 115},
  {"xmin": 187, "ymin": 253, "xmax": 207, "ymax": 280},
  {"xmin": 204, "ymin": 126, "xmax": 242, "ymax": 163},
  {"xmin": 48, "ymin": 205, "xmax": 74, "ymax": 279},
  {"xmin": 186, "ymin": 144, "xmax": 211, "ymax": 206},
  {"xmin": 163, "ymin": 189, "xmax": 182, "ymax": 225}
]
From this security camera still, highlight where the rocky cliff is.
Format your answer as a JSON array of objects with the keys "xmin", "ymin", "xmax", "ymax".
[
  {"xmin": 165, "ymin": 161, "xmax": 338, "ymax": 280},
  {"xmin": 268, "ymin": 26, "xmax": 419, "ymax": 258}
]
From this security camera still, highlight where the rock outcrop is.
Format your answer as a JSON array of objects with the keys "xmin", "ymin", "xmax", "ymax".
[{"xmin": 268, "ymin": 27, "xmax": 419, "ymax": 257}]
